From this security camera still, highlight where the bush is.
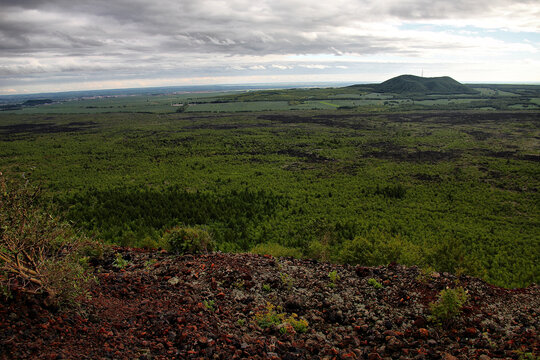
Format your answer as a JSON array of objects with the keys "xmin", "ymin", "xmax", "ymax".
[
  {"xmin": 337, "ymin": 229, "xmax": 425, "ymax": 268},
  {"xmin": 427, "ymin": 237, "xmax": 486, "ymax": 279},
  {"xmin": 251, "ymin": 242, "xmax": 303, "ymax": 259},
  {"xmin": 429, "ymin": 286, "xmax": 468, "ymax": 325},
  {"xmin": 138, "ymin": 236, "xmax": 159, "ymax": 250},
  {"xmin": 307, "ymin": 239, "xmax": 332, "ymax": 262},
  {"xmin": 0, "ymin": 173, "xmax": 96, "ymax": 306},
  {"xmin": 161, "ymin": 226, "xmax": 214, "ymax": 255}
]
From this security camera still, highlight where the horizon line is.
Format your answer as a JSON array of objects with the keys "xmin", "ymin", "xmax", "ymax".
[{"xmin": 2, "ymin": 79, "xmax": 540, "ymax": 98}]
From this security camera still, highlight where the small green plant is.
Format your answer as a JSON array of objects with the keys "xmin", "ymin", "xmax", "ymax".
[
  {"xmin": 237, "ymin": 318, "xmax": 245, "ymax": 326},
  {"xmin": 161, "ymin": 226, "xmax": 214, "ymax": 255},
  {"xmin": 234, "ymin": 280, "xmax": 245, "ymax": 289},
  {"xmin": 286, "ymin": 313, "xmax": 309, "ymax": 333},
  {"xmin": 255, "ymin": 303, "xmax": 283, "ymax": 328},
  {"xmin": 262, "ymin": 284, "xmax": 271, "ymax": 292},
  {"xmin": 280, "ymin": 272, "xmax": 293, "ymax": 290},
  {"xmin": 203, "ymin": 300, "xmax": 215, "ymax": 311},
  {"xmin": 113, "ymin": 253, "xmax": 129, "ymax": 269},
  {"xmin": 368, "ymin": 278, "xmax": 383, "ymax": 289},
  {"xmin": 514, "ymin": 350, "xmax": 539, "ymax": 360},
  {"xmin": 254, "ymin": 303, "xmax": 308, "ymax": 334},
  {"xmin": 328, "ymin": 270, "xmax": 340, "ymax": 288},
  {"xmin": 429, "ymin": 286, "xmax": 468, "ymax": 325},
  {"xmin": 416, "ymin": 265, "xmax": 435, "ymax": 283},
  {"xmin": 144, "ymin": 258, "xmax": 158, "ymax": 269}
]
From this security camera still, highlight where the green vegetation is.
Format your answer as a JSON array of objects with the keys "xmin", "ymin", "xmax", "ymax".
[
  {"xmin": 328, "ymin": 270, "xmax": 340, "ymax": 288},
  {"xmin": 112, "ymin": 253, "xmax": 129, "ymax": 269},
  {"xmin": 514, "ymin": 350, "xmax": 539, "ymax": 360},
  {"xmin": 0, "ymin": 173, "xmax": 97, "ymax": 306},
  {"xmin": 161, "ymin": 226, "xmax": 214, "ymax": 255},
  {"xmin": 279, "ymin": 272, "xmax": 294, "ymax": 290},
  {"xmin": 0, "ymin": 82, "xmax": 539, "ymax": 288},
  {"xmin": 375, "ymin": 75, "xmax": 477, "ymax": 95},
  {"xmin": 203, "ymin": 299, "xmax": 215, "ymax": 311},
  {"xmin": 368, "ymin": 278, "xmax": 383, "ymax": 289},
  {"xmin": 429, "ymin": 287, "xmax": 469, "ymax": 325},
  {"xmin": 254, "ymin": 303, "xmax": 309, "ymax": 334},
  {"xmin": 251, "ymin": 242, "xmax": 302, "ymax": 258}
]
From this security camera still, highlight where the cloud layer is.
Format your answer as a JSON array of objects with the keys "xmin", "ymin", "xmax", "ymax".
[{"xmin": 1, "ymin": 0, "xmax": 539, "ymax": 93}]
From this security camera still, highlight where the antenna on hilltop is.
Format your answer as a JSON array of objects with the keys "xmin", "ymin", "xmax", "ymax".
[{"xmin": 421, "ymin": 69, "xmax": 424, "ymax": 77}]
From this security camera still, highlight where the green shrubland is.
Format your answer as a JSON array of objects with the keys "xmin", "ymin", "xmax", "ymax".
[{"xmin": 0, "ymin": 106, "xmax": 538, "ymax": 288}]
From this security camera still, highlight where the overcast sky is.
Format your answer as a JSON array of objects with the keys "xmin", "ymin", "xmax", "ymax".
[{"xmin": 1, "ymin": 0, "xmax": 539, "ymax": 94}]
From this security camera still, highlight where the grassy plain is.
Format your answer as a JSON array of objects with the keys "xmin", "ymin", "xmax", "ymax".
[{"xmin": 0, "ymin": 84, "xmax": 539, "ymax": 288}]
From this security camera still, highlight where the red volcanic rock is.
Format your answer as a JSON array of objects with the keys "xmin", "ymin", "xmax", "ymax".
[{"xmin": 0, "ymin": 249, "xmax": 538, "ymax": 359}]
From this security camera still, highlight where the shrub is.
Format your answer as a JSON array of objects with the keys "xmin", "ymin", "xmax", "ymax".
[
  {"xmin": 161, "ymin": 226, "xmax": 214, "ymax": 255},
  {"xmin": 0, "ymin": 173, "xmax": 96, "ymax": 306},
  {"xmin": 429, "ymin": 286, "xmax": 468, "ymax": 325},
  {"xmin": 138, "ymin": 236, "xmax": 159, "ymax": 250},
  {"xmin": 307, "ymin": 239, "xmax": 331, "ymax": 262},
  {"xmin": 338, "ymin": 230, "xmax": 423, "ymax": 267},
  {"xmin": 427, "ymin": 237, "xmax": 487, "ymax": 279},
  {"xmin": 251, "ymin": 242, "xmax": 303, "ymax": 259}
]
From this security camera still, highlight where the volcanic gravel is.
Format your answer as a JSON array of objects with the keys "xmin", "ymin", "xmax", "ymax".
[{"xmin": 1, "ymin": 249, "xmax": 538, "ymax": 359}]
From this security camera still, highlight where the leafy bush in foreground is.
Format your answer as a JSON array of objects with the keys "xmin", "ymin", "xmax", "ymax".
[
  {"xmin": 0, "ymin": 173, "xmax": 96, "ymax": 306},
  {"xmin": 161, "ymin": 226, "xmax": 214, "ymax": 255}
]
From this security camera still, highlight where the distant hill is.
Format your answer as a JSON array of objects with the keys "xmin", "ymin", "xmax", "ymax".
[{"xmin": 374, "ymin": 75, "xmax": 477, "ymax": 95}]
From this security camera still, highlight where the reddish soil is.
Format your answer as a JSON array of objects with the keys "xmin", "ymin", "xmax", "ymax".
[{"xmin": 1, "ymin": 249, "xmax": 538, "ymax": 359}]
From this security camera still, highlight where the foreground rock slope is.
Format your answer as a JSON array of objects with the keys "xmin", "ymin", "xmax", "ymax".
[{"xmin": 1, "ymin": 249, "xmax": 538, "ymax": 359}]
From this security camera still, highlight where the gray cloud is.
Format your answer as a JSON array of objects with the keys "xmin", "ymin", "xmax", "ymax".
[{"xmin": 0, "ymin": 0, "xmax": 538, "ymax": 91}]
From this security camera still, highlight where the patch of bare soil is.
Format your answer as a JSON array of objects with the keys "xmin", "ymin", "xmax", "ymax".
[
  {"xmin": 359, "ymin": 141, "xmax": 462, "ymax": 163},
  {"xmin": 0, "ymin": 121, "xmax": 98, "ymax": 139}
]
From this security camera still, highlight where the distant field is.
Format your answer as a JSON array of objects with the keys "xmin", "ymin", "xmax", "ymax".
[{"xmin": 3, "ymin": 83, "xmax": 540, "ymax": 114}]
